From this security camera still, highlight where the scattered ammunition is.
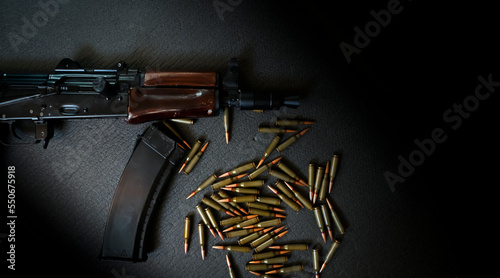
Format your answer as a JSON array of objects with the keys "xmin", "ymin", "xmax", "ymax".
[
  {"xmin": 276, "ymin": 160, "xmax": 308, "ymax": 186},
  {"xmin": 250, "ymin": 227, "xmax": 285, "ymax": 248},
  {"xmin": 212, "ymin": 245, "xmax": 252, "ymax": 253},
  {"xmin": 265, "ymin": 264, "xmax": 304, "ymax": 275},
  {"xmin": 196, "ymin": 204, "xmax": 217, "ymax": 238},
  {"xmin": 313, "ymin": 167, "xmax": 324, "ymax": 204},
  {"xmin": 276, "ymin": 119, "xmax": 315, "ymax": 126},
  {"xmin": 269, "ymin": 244, "xmax": 309, "ymax": 251},
  {"xmin": 238, "ymin": 227, "xmax": 273, "ymax": 246},
  {"xmin": 246, "ymin": 264, "xmax": 284, "ymax": 271},
  {"xmin": 248, "ymin": 208, "xmax": 286, "ymax": 218},
  {"xmin": 183, "ymin": 141, "xmax": 209, "ymax": 174},
  {"xmin": 257, "ymin": 135, "xmax": 281, "ymax": 169},
  {"xmin": 268, "ymin": 185, "xmax": 299, "ymax": 211},
  {"xmin": 184, "ymin": 216, "xmax": 191, "ymax": 254},
  {"xmin": 220, "ymin": 215, "xmax": 259, "ymax": 227},
  {"xmin": 198, "ymin": 222, "xmax": 206, "ymax": 260},
  {"xmin": 254, "ymin": 230, "xmax": 288, "ymax": 253},
  {"xmin": 318, "ymin": 161, "xmax": 330, "ymax": 202},
  {"xmin": 186, "ymin": 173, "xmax": 217, "ymax": 199},
  {"xmin": 249, "ymin": 157, "xmax": 282, "ymax": 180},
  {"xmin": 245, "ymin": 218, "xmax": 282, "ymax": 230},
  {"xmin": 211, "ymin": 174, "xmax": 247, "ymax": 190},
  {"xmin": 248, "ymin": 202, "xmax": 284, "ymax": 212},
  {"xmin": 269, "ymin": 169, "xmax": 304, "ymax": 187},
  {"xmin": 275, "ymin": 180, "xmax": 303, "ymax": 208},
  {"xmin": 201, "ymin": 196, "xmax": 234, "ymax": 216},
  {"xmin": 226, "ymin": 227, "xmax": 264, "ymax": 238},
  {"xmin": 252, "ymin": 250, "xmax": 290, "ymax": 261},
  {"xmin": 179, "ymin": 140, "xmax": 202, "ymax": 173},
  {"xmin": 329, "ymin": 155, "xmax": 340, "ymax": 193},
  {"xmin": 285, "ymin": 182, "xmax": 313, "ymax": 210},
  {"xmin": 275, "ymin": 128, "xmax": 309, "ymax": 152},
  {"xmin": 219, "ymin": 162, "xmax": 256, "ymax": 178},
  {"xmin": 248, "ymin": 271, "xmax": 280, "ymax": 278},
  {"xmin": 313, "ymin": 248, "xmax": 320, "ymax": 278},
  {"xmin": 256, "ymin": 196, "xmax": 281, "ymax": 206},
  {"xmin": 223, "ymin": 217, "xmax": 260, "ymax": 232},
  {"xmin": 168, "ymin": 118, "xmax": 194, "ymax": 125},
  {"xmin": 224, "ymin": 105, "xmax": 230, "ymax": 144},
  {"xmin": 226, "ymin": 180, "xmax": 265, "ymax": 188},
  {"xmin": 218, "ymin": 194, "xmax": 257, "ymax": 203},
  {"xmin": 222, "ymin": 187, "xmax": 260, "ymax": 195},
  {"xmin": 210, "ymin": 194, "xmax": 241, "ymax": 216},
  {"xmin": 205, "ymin": 207, "xmax": 224, "ymax": 241},
  {"xmin": 226, "ymin": 255, "xmax": 236, "ymax": 278},
  {"xmin": 218, "ymin": 190, "xmax": 248, "ymax": 214},
  {"xmin": 313, "ymin": 207, "xmax": 327, "ymax": 243},
  {"xmin": 321, "ymin": 204, "xmax": 333, "ymax": 241},
  {"xmin": 308, "ymin": 163, "xmax": 316, "ymax": 200},
  {"xmin": 163, "ymin": 120, "xmax": 191, "ymax": 149},
  {"xmin": 326, "ymin": 198, "xmax": 345, "ymax": 235},
  {"xmin": 258, "ymin": 127, "xmax": 296, "ymax": 133},
  {"xmin": 320, "ymin": 240, "xmax": 341, "ymax": 273}
]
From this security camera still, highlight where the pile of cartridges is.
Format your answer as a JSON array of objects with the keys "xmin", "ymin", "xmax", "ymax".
[{"xmin": 181, "ymin": 118, "xmax": 346, "ymax": 277}]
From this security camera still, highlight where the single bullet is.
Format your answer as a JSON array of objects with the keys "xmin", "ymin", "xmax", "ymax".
[
  {"xmin": 168, "ymin": 118, "xmax": 194, "ymax": 125},
  {"xmin": 269, "ymin": 169, "xmax": 305, "ymax": 187},
  {"xmin": 248, "ymin": 208, "xmax": 286, "ymax": 218},
  {"xmin": 284, "ymin": 182, "xmax": 313, "ymax": 210},
  {"xmin": 245, "ymin": 218, "xmax": 282, "ymax": 230},
  {"xmin": 226, "ymin": 228, "xmax": 264, "ymax": 238},
  {"xmin": 224, "ymin": 105, "xmax": 230, "ymax": 144},
  {"xmin": 267, "ymin": 185, "xmax": 299, "ymax": 211},
  {"xmin": 212, "ymin": 245, "xmax": 251, "ymax": 253},
  {"xmin": 320, "ymin": 240, "xmax": 341, "ymax": 273},
  {"xmin": 220, "ymin": 214, "xmax": 259, "ymax": 227},
  {"xmin": 254, "ymin": 230, "xmax": 288, "ymax": 253},
  {"xmin": 275, "ymin": 128, "xmax": 309, "ymax": 152},
  {"xmin": 183, "ymin": 141, "xmax": 209, "ymax": 174},
  {"xmin": 321, "ymin": 204, "xmax": 333, "ymax": 241},
  {"xmin": 205, "ymin": 207, "xmax": 224, "ymax": 241},
  {"xmin": 265, "ymin": 264, "xmax": 304, "ymax": 275},
  {"xmin": 163, "ymin": 120, "xmax": 191, "ymax": 149},
  {"xmin": 308, "ymin": 163, "xmax": 316, "ymax": 200},
  {"xmin": 275, "ymin": 119, "xmax": 315, "ymax": 126},
  {"xmin": 217, "ymin": 195, "xmax": 257, "ymax": 203},
  {"xmin": 275, "ymin": 180, "xmax": 303, "ymax": 208},
  {"xmin": 258, "ymin": 127, "xmax": 297, "ymax": 133},
  {"xmin": 212, "ymin": 174, "xmax": 247, "ymax": 190},
  {"xmin": 249, "ymin": 157, "xmax": 282, "ymax": 180},
  {"xmin": 184, "ymin": 216, "xmax": 191, "ymax": 254},
  {"xmin": 257, "ymin": 135, "xmax": 281, "ymax": 168},
  {"xmin": 187, "ymin": 173, "xmax": 217, "ymax": 199},
  {"xmin": 218, "ymin": 190, "xmax": 248, "ymax": 215},
  {"xmin": 250, "ymin": 227, "xmax": 285, "ymax": 248},
  {"xmin": 210, "ymin": 194, "xmax": 241, "ymax": 216},
  {"xmin": 329, "ymin": 155, "xmax": 340, "ymax": 193},
  {"xmin": 313, "ymin": 167, "xmax": 324, "ymax": 204},
  {"xmin": 222, "ymin": 187, "xmax": 260, "ymax": 195},
  {"xmin": 313, "ymin": 207, "xmax": 327, "ymax": 243},
  {"xmin": 196, "ymin": 204, "xmax": 217, "ymax": 238},
  {"xmin": 179, "ymin": 140, "xmax": 202, "ymax": 173},
  {"xmin": 326, "ymin": 198, "xmax": 345, "ymax": 235},
  {"xmin": 252, "ymin": 250, "xmax": 290, "ymax": 261},
  {"xmin": 226, "ymin": 254, "xmax": 236, "ymax": 278},
  {"xmin": 248, "ymin": 271, "xmax": 280, "ymax": 278},
  {"xmin": 246, "ymin": 264, "xmax": 284, "ymax": 271},
  {"xmin": 269, "ymin": 244, "xmax": 309, "ymax": 251},
  {"xmin": 238, "ymin": 227, "xmax": 273, "ymax": 246},
  {"xmin": 202, "ymin": 196, "xmax": 235, "ymax": 216},
  {"xmin": 219, "ymin": 162, "xmax": 256, "ymax": 178},
  {"xmin": 198, "ymin": 222, "xmax": 206, "ymax": 260},
  {"xmin": 247, "ymin": 202, "xmax": 285, "ymax": 212},
  {"xmin": 318, "ymin": 161, "xmax": 330, "ymax": 202},
  {"xmin": 313, "ymin": 248, "xmax": 320, "ymax": 278},
  {"xmin": 276, "ymin": 160, "xmax": 308, "ymax": 186},
  {"xmin": 256, "ymin": 196, "xmax": 281, "ymax": 206},
  {"xmin": 223, "ymin": 217, "xmax": 260, "ymax": 232},
  {"xmin": 226, "ymin": 180, "xmax": 265, "ymax": 188}
]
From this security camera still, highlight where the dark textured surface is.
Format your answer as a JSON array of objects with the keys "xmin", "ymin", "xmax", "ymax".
[{"xmin": 1, "ymin": 0, "xmax": 498, "ymax": 277}]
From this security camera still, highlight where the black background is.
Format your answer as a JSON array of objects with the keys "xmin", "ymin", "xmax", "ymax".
[{"xmin": 1, "ymin": 0, "xmax": 498, "ymax": 277}]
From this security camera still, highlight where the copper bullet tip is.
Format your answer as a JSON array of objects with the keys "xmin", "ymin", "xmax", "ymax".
[
  {"xmin": 320, "ymin": 262, "xmax": 327, "ymax": 273},
  {"xmin": 179, "ymin": 163, "xmax": 187, "ymax": 173},
  {"xmin": 182, "ymin": 140, "xmax": 191, "ymax": 149},
  {"xmin": 328, "ymin": 229, "xmax": 334, "ymax": 241},
  {"xmin": 256, "ymin": 158, "xmax": 264, "ymax": 169},
  {"xmin": 265, "ymin": 270, "xmax": 278, "ymax": 274},
  {"xmin": 217, "ymin": 198, "xmax": 230, "ymax": 203},
  {"xmin": 218, "ymin": 230, "xmax": 225, "ymax": 241},
  {"xmin": 201, "ymin": 248, "xmax": 205, "ymax": 260},
  {"xmin": 212, "ymin": 246, "xmax": 224, "ymax": 250},
  {"xmin": 186, "ymin": 191, "xmax": 197, "ymax": 199},
  {"xmin": 239, "ymin": 207, "xmax": 248, "ymax": 214},
  {"xmin": 208, "ymin": 227, "xmax": 217, "ymax": 238},
  {"xmin": 184, "ymin": 242, "xmax": 188, "ymax": 254},
  {"xmin": 225, "ymin": 131, "xmax": 229, "ymax": 144},
  {"xmin": 268, "ymin": 246, "xmax": 279, "ymax": 249},
  {"xmin": 329, "ymin": 180, "xmax": 334, "ymax": 193},
  {"xmin": 271, "ymin": 157, "xmax": 282, "ymax": 164},
  {"xmin": 219, "ymin": 172, "xmax": 230, "ymax": 178},
  {"xmin": 275, "ymin": 214, "xmax": 287, "ymax": 218},
  {"xmin": 321, "ymin": 232, "xmax": 326, "ymax": 243},
  {"xmin": 200, "ymin": 141, "xmax": 209, "ymax": 152},
  {"xmin": 223, "ymin": 226, "xmax": 235, "ymax": 232},
  {"xmin": 299, "ymin": 127, "xmax": 310, "ymax": 136}
]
